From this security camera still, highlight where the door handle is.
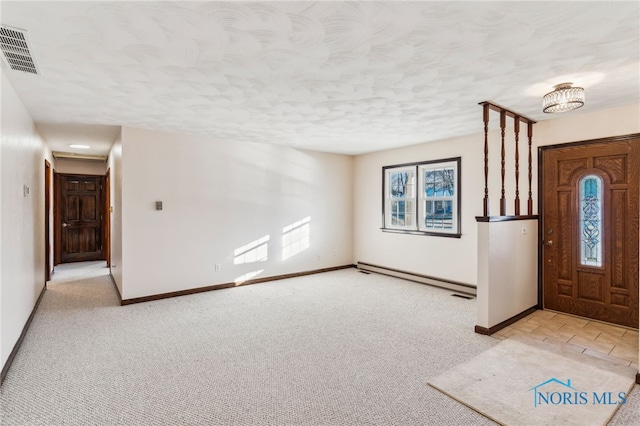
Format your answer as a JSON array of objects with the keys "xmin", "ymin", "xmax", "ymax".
[
  {"xmin": 62, "ymin": 223, "xmax": 69, "ymax": 227},
  {"xmin": 545, "ymin": 240, "xmax": 553, "ymax": 247}
]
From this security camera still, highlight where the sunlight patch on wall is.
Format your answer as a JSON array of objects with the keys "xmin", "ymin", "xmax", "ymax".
[
  {"xmin": 282, "ymin": 216, "xmax": 310, "ymax": 260},
  {"xmin": 234, "ymin": 269, "xmax": 265, "ymax": 285},
  {"xmin": 234, "ymin": 235, "xmax": 270, "ymax": 264}
]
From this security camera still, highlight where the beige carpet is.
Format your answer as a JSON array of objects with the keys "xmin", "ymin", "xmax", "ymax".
[
  {"xmin": 429, "ymin": 335, "xmax": 636, "ymax": 426},
  {"xmin": 3, "ymin": 264, "xmax": 639, "ymax": 425}
]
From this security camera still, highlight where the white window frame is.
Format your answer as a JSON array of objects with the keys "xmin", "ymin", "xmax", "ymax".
[
  {"xmin": 383, "ymin": 166, "xmax": 416, "ymax": 230},
  {"xmin": 382, "ymin": 158, "xmax": 461, "ymax": 238},
  {"xmin": 419, "ymin": 160, "xmax": 459, "ymax": 235}
]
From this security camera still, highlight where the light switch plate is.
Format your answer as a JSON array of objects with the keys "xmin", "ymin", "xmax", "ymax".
[{"xmin": 156, "ymin": 201, "xmax": 163, "ymax": 210}]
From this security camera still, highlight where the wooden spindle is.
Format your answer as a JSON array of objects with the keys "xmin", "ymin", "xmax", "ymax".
[
  {"xmin": 478, "ymin": 101, "xmax": 536, "ymax": 219},
  {"xmin": 500, "ymin": 110, "xmax": 506, "ymax": 216},
  {"xmin": 514, "ymin": 117, "xmax": 520, "ymax": 216},
  {"xmin": 527, "ymin": 122, "xmax": 533, "ymax": 215},
  {"xmin": 483, "ymin": 103, "xmax": 490, "ymax": 216}
]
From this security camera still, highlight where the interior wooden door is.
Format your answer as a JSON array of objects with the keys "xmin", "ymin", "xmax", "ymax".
[
  {"xmin": 60, "ymin": 174, "xmax": 104, "ymax": 263},
  {"xmin": 542, "ymin": 136, "xmax": 639, "ymax": 328}
]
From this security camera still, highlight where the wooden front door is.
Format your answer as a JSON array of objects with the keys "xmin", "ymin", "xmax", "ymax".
[
  {"xmin": 542, "ymin": 135, "xmax": 639, "ymax": 328},
  {"xmin": 59, "ymin": 174, "xmax": 104, "ymax": 263}
]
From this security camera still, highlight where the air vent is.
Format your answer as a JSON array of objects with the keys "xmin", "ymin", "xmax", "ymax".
[
  {"xmin": 451, "ymin": 293, "xmax": 474, "ymax": 300},
  {"xmin": 0, "ymin": 25, "xmax": 38, "ymax": 75}
]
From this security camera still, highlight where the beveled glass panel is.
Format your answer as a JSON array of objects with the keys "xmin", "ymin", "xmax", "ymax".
[{"xmin": 579, "ymin": 175, "xmax": 602, "ymax": 267}]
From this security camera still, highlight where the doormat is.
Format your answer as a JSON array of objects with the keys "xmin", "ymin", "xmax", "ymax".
[{"xmin": 428, "ymin": 335, "xmax": 635, "ymax": 426}]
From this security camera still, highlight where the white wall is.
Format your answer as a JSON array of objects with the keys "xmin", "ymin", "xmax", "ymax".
[
  {"xmin": 54, "ymin": 158, "xmax": 107, "ymax": 176},
  {"xmin": 477, "ymin": 220, "xmax": 538, "ymax": 329},
  {"xmin": 107, "ymin": 132, "xmax": 123, "ymax": 296},
  {"xmin": 0, "ymin": 75, "xmax": 3, "ymax": 364},
  {"xmin": 353, "ymin": 104, "xmax": 640, "ymax": 287},
  {"xmin": 353, "ymin": 103, "xmax": 639, "ymax": 346},
  {"xmin": 1, "ymin": 70, "xmax": 52, "ymax": 369},
  {"xmin": 354, "ymin": 134, "xmax": 482, "ymax": 285},
  {"xmin": 119, "ymin": 127, "xmax": 353, "ymax": 300}
]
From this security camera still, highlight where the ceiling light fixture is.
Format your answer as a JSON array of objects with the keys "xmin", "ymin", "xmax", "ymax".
[
  {"xmin": 542, "ymin": 83, "xmax": 585, "ymax": 113},
  {"xmin": 69, "ymin": 144, "xmax": 90, "ymax": 149}
]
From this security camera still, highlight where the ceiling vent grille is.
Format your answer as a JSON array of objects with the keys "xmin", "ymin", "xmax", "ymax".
[{"xmin": 0, "ymin": 25, "xmax": 39, "ymax": 75}]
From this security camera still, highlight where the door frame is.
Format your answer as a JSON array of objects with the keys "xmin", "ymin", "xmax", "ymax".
[
  {"xmin": 104, "ymin": 168, "xmax": 111, "ymax": 269},
  {"xmin": 54, "ymin": 171, "xmax": 60, "ymax": 266},
  {"xmin": 45, "ymin": 160, "xmax": 52, "ymax": 281},
  {"xmin": 54, "ymin": 172, "xmax": 109, "ymax": 264},
  {"xmin": 537, "ymin": 133, "xmax": 640, "ymax": 316}
]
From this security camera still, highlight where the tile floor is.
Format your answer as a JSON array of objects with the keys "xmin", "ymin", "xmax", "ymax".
[{"xmin": 493, "ymin": 310, "xmax": 639, "ymax": 371}]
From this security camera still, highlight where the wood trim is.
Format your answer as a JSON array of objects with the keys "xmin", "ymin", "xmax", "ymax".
[
  {"xmin": 478, "ymin": 101, "xmax": 537, "ymax": 124},
  {"xmin": 380, "ymin": 156, "xmax": 462, "ymax": 171},
  {"xmin": 483, "ymin": 103, "xmax": 490, "ymax": 216},
  {"xmin": 44, "ymin": 160, "xmax": 52, "ymax": 282},
  {"xmin": 475, "ymin": 215, "xmax": 539, "ymax": 222},
  {"xmin": 53, "ymin": 171, "xmax": 61, "ymax": 265},
  {"xmin": 538, "ymin": 133, "xmax": 640, "ymax": 153},
  {"xmin": 514, "ymin": 117, "xmax": 521, "ymax": 215},
  {"xmin": 104, "ymin": 170, "xmax": 110, "ymax": 266},
  {"xmin": 1, "ymin": 285, "xmax": 47, "ymax": 384},
  {"xmin": 500, "ymin": 110, "xmax": 506, "ymax": 216},
  {"xmin": 538, "ymin": 145, "xmax": 545, "ymax": 308},
  {"xmin": 474, "ymin": 306, "xmax": 538, "ymax": 335},
  {"xmin": 121, "ymin": 264, "xmax": 356, "ymax": 305},
  {"xmin": 527, "ymin": 122, "xmax": 534, "ymax": 214},
  {"xmin": 381, "ymin": 228, "xmax": 462, "ymax": 238}
]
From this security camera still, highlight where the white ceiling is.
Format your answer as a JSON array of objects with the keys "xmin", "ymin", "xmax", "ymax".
[{"xmin": 1, "ymin": 1, "xmax": 639, "ymax": 156}]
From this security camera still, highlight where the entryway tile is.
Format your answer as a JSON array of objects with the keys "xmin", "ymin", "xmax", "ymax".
[
  {"xmin": 495, "ymin": 310, "xmax": 638, "ymax": 368},
  {"xmin": 584, "ymin": 321, "xmax": 627, "ymax": 337},
  {"xmin": 609, "ymin": 344, "xmax": 639, "ymax": 363},
  {"xmin": 567, "ymin": 335, "xmax": 615, "ymax": 354}
]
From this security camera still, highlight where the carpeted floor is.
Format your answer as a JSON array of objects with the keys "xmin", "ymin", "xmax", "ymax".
[{"xmin": 1, "ymin": 264, "xmax": 638, "ymax": 425}]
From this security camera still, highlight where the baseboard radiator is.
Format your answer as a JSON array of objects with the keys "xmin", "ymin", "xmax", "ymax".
[{"xmin": 357, "ymin": 262, "xmax": 476, "ymax": 296}]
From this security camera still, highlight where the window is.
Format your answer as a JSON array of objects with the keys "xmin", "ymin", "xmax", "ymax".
[
  {"xmin": 383, "ymin": 158, "xmax": 461, "ymax": 237},
  {"xmin": 384, "ymin": 167, "xmax": 416, "ymax": 229},
  {"xmin": 579, "ymin": 174, "xmax": 602, "ymax": 267}
]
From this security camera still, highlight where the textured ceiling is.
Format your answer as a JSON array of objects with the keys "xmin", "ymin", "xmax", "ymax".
[{"xmin": 1, "ymin": 1, "xmax": 639, "ymax": 155}]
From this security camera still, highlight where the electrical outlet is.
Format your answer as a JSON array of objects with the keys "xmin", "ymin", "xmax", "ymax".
[
  {"xmin": 215, "ymin": 264, "xmax": 220, "ymax": 272},
  {"xmin": 23, "ymin": 184, "xmax": 30, "ymax": 197}
]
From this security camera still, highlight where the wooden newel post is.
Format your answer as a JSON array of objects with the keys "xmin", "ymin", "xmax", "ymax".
[
  {"xmin": 483, "ymin": 103, "xmax": 490, "ymax": 216},
  {"xmin": 527, "ymin": 122, "xmax": 534, "ymax": 215},
  {"xmin": 499, "ymin": 110, "xmax": 506, "ymax": 216},
  {"xmin": 514, "ymin": 117, "xmax": 520, "ymax": 216}
]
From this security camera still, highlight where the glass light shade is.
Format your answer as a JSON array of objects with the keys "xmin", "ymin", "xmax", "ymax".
[{"xmin": 542, "ymin": 83, "xmax": 585, "ymax": 113}]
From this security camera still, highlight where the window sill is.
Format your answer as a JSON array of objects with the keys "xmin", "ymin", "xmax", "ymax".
[{"xmin": 381, "ymin": 228, "xmax": 462, "ymax": 238}]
